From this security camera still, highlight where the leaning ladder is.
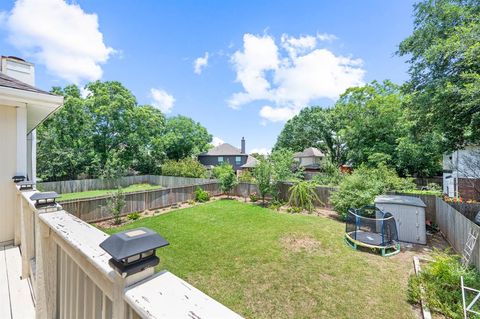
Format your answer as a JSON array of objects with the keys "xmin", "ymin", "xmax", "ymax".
[
  {"xmin": 462, "ymin": 228, "xmax": 479, "ymax": 266},
  {"xmin": 461, "ymin": 276, "xmax": 480, "ymax": 319}
]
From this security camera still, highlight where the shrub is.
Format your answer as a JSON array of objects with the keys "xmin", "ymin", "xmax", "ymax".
[
  {"xmin": 313, "ymin": 159, "xmax": 345, "ymax": 186},
  {"xmin": 194, "ymin": 187, "xmax": 210, "ymax": 202},
  {"xmin": 249, "ymin": 192, "xmax": 258, "ymax": 202},
  {"xmin": 161, "ymin": 158, "xmax": 208, "ymax": 178},
  {"xmin": 106, "ymin": 188, "xmax": 126, "ymax": 225},
  {"xmin": 213, "ymin": 163, "xmax": 238, "ymax": 197},
  {"xmin": 288, "ymin": 181, "xmax": 322, "ymax": 212},
  {"xmin": 238, "ymin": 170, "xmax": 255, "ymax": 183},
  {"xmin": 127, "ymin": 212, "xmax": 140, "ymax": 221},
  {"xmin": 331, "ymin": 164, "xmax": 416, "ymax": 219},
  {"xmin": 408, "ymin": 251, "xmax": 480, "ymax": 319}
]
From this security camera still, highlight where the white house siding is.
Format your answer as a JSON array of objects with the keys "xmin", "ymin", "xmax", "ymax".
[
  {"xmin": 443, "ymin": 147, "xmax": 480, "ymax": 199},
  {"xmin": 0, "ymin": 106, "xmax": 17, "ymax": 243}
]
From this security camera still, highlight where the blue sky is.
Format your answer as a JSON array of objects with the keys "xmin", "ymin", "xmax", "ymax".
[{"xmin": 0, "ymin": 0, "xmax": 416, "ymax": 153}]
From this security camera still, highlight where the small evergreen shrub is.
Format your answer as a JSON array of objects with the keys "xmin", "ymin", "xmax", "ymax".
[
  {"xmin": 194, "ymin": 187, "xmax": 210, "ymax": 202},
  {"xmin": 249, "ymin": 192, "xmax": 258, "ymax": 202},
  {"xmin": 127, "ymin": 212, "xmax": 140, "ymax": 221}
]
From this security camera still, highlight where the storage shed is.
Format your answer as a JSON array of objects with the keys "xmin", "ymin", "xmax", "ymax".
[{"xmin": 374, "ymin": 195, "xmax": 427, "ymax": 245}]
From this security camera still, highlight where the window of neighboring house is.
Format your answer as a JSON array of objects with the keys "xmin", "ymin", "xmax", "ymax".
[
  {"xmin": 218, "ymin": 156, "xmax": 224, "ymax": 163},
  {"xmin": 235, "ymin": 156, "xmax": 241, "ymax": 165}
]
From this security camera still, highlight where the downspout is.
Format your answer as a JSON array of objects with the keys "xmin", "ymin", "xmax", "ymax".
[{"xmin": 455, "ymin": 150, "xmax": 459, "ymax": 199}]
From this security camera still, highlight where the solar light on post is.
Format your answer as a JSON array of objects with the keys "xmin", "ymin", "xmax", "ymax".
[
  {"xmin": 100, "ymin": 227, "xmax": 169, "ymax": 282},
  {"xmin": 12, "ymin": 175, "xmax": 25, "ymax": 183},
  {"xmin": 30, "ymin": 192, "xmax": 60, "ymax": 210},
  {"xmin": 18, "ymin": 180, "xmax": 35, "ymax": 191}
]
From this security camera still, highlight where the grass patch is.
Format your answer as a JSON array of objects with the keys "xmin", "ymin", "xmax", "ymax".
[
  {"xmin": 105, "ymin": 200, "xmax": 416, "ymax": 319},
  {"xmin": 58, "ymin": 183, "xmax": 162, "ymax": 201}
]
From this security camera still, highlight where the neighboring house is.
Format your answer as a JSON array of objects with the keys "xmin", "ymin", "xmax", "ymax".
[
  {"xmin": 443, "ymin": 146, "xmax": 480, "ymax": 200},
  {"xmin": 0, "ymin": 56, "xmax": 63, "ymax": 243},
  {"xmin": 293, "ymin": 147, "xmax": 325, "ymax": 172},
  {"xmin": 241, "ymin": 155, "xmax": 259, "ymax": 171},
  {"xmin": 198, "ymin": 137, "xmax": 257, "ymax": 172}
]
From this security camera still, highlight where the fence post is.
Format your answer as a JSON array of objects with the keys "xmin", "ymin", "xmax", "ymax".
[{"xmin": 35, "ymin": 210, "xmax": 57, "ymax": 319}]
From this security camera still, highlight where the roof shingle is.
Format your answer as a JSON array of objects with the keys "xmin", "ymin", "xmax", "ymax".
[{"xmin": 0, "ymin": 72, "xmax": 54, "ymax": 96}]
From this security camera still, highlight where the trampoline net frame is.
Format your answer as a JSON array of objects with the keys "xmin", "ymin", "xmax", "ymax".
[{"xmin": 345, "ymin": 206, "xmax": 399, "ymax": 248}]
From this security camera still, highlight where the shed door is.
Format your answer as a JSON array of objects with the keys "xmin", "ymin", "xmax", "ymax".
[{"xmin": 0, "ymin": 107, "xmax": 17, "ymax": 243}]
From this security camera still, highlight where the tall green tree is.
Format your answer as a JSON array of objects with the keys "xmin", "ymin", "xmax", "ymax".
[
  {"xmin": 398, "ymin": 0, "xmax": 480, "ymax": 151},
  {"xmin": 37, "ymin": 81, "xmax": 212, "ymax": 181},
  {"xmin": 37, "ymin": 85, "xmax": 98, "ymax": 181},
  {"xmin": 162, "ymin": 115, "xmax": 212, "ymax": 160},
  {"xmin": 274, "ymin": 107, "xmax": 345, "ymax": 164},
  {"xmin": 333, "ymin": 80, "xmax": 405, "ymax": 168}
]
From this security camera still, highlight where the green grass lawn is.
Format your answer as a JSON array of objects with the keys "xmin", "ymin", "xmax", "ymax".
[
  {"xmin": 105, "ymin": 200, "xmax": 415, "ymax": 319},
  {"xmin": 57, "ymin": 183, "xmax": 162, "ymax": 201}
]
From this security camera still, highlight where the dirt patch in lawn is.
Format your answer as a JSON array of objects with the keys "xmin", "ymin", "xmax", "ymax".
[{"xmin": 280, "ymin": 234, "xmax": 321, "ymax": 253}]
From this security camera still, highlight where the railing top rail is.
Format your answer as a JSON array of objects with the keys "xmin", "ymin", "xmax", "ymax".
[
  {"xmin": 39, "ymin": 210, "xmax": 116, "ymax": 282},
  {"xmin": 124, "ymin": 271, "xmax": 243, "ymax": 319}
]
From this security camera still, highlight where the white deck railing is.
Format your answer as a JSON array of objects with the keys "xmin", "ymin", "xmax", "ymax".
[{"xmin": 15, "ymin": 184, "xmax": 242, "ymax": 319}]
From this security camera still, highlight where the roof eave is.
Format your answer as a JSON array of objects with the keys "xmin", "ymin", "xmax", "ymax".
[{"xmin": 0, "ymin": 86, "xmax": 64, "ymax": 133}]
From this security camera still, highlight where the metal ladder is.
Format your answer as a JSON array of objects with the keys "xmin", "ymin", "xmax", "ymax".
[
  {"xmin": 462, "ymin": 228, "xmax": 479, "ymax": 266},
  {"xmin": 461, "ymin": 276, "xmax": 480, "ymax": 318}
]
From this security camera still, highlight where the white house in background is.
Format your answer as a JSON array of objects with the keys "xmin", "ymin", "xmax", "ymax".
[
  {"xmin": 293, "ymin": 147, "xmax": 325, "ymax": 172},
  {"xmin": 0, "ymin": 56, "xmax": 63, "ymax": 244},
  {"xmin": 443, "ymin": 145, "xmax": 480, "ymax": 200}
]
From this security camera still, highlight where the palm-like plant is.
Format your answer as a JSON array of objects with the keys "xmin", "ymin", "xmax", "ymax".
[{"xmin": 288, "ymin": 181, "xmax": 322, "ymax": 212}]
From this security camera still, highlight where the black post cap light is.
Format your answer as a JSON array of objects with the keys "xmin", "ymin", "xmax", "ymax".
[
  {"xmin": 12, "ymin": 175, "xmax": 25, "ymax": 183},
  {"xmin": 18, "ymin": 180, "xmax": 35, "ymax": 191},
  {"xmin": 30, "ymin": 191, "xmax": 59, "ymax": 208},
  {"xmin": 100, "ymin": 227, "xmax": 169, "ymax": 277}
]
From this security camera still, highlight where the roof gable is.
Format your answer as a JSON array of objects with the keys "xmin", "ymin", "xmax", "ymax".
[
  {"xmin": 294, "ymin": 147, "xmax": 325, "ymax": 158},
  {"xmin": 201, "ymin": 143, "xmax": 244, "ymax": 156}
]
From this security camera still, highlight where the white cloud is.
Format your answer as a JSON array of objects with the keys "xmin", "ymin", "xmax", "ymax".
[
  {"xmin": 211, "ymin": 136, "xmax": 224, "ymax": 147},
  {"xmin": 317, "ymin": 32, "xmax": 337, "ymax": 41},
  {"xmin": 193, "ymin": 52, "xmax": 209, "ymax": 74},
  {"xmin": 259, "ymin": 105, "xmax": 297, "ymax": 122},
  {"xmin": 150, "ymin": 88, "xmax": 175, "ymax": 113},
  {"xmin": 228, "ymin": 34, "xmax": 279, "ymax": 108},
  {"xmin": 2, "ymin": 0, "xmax": 114, "ymax": 83},
  {"xmin": 250, "ymin": 147, "xmax": 270, "ymax": 155},
  {"xmin": 229, "ymin": 33, "xmax": 365, "ymax": 123}
]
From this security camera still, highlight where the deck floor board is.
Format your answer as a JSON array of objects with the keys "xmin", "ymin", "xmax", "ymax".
[{"xmin": 0, "ymin": 245, "xmax": 35, "ymax": 319}]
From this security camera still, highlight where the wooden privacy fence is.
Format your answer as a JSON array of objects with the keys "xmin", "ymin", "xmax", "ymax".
[
  {"xmin": 61, "ymin": 182, "xmax": 221, "ymax": 222},
  {"xmin": 435, "ymin": 197, "xmax": 480, "ymax": 270},
  {"xmin": 14, "ymin": 183, "xmax": 242, "ymax": 318},
  {"xmin": 38, "ymin": 175, "xmax": 214, "ymax": 194}
]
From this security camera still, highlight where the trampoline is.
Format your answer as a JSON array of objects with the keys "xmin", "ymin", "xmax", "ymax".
[{"xmin": 344, "ymin": 205, "xmax": 400, "ymax": 257}]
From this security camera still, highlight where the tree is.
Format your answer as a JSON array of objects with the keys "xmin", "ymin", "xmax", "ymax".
[
  {"xmin": 106, "ymin": 188, "xmax": 126, "ymax": 225},
  {"xmin": 274, "ymin": 107, "xmax": 345, "ymax": 164},
  {"xmin": 37, "ymin": 85, "xmax": 98, "ymax": 181},
  {"xmin": 253, "ymin": 159, "xmax": 272, "ymax": 204},
  {"xmin": 163, "ymin": 115, "xmax": 212, "ymax": 160},
  {"xmin": 398, "ymin": 0, "xmax": 480, "ymax": 151},
  {"xmin": 161, "ymin": 158, "xmax": 207, "ymax": 178},
  {"xmin": 213, "ymin": 163, "xmax": 238, "ymax": 197},
  {"xmin": 333, "ymin": 81, "xmax": 405, "ymax": 168},
  {"xmin": 36, "ymin": 81, "xmax": 213, "ymax": 181}
]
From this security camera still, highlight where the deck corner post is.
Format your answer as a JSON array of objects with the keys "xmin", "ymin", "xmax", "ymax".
[{"xmin": 35, "ymin": 217, "xmax": 57, "ymax": 319}]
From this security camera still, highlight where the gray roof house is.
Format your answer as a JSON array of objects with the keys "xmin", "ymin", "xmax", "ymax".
[
  {"xmin": 198, "ymin": 137, "xmax": 258, "ymax": 171},
  {"xmin": 293, "ymin": 147, "xmax": 325, "ymax": 171}
]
